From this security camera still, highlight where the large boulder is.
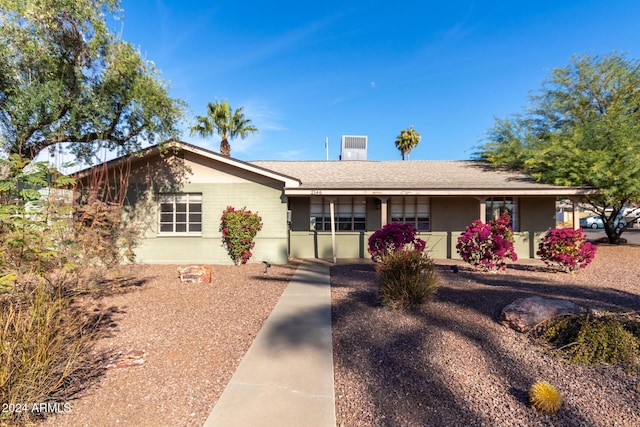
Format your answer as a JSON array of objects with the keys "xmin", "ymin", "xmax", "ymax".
[
  {"xmin": 500, "ymin": 296, "xmax": 581, "ymax": 332},
  {"xmin": 177, "ymin": 265, "xmax": 212, "ymax": 284}
]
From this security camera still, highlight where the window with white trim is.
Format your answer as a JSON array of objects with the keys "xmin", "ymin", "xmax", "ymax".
[
  {"xmin": 390, "ymin": 196, "xmax": 430, "ymax": 231},
  {"xmin": 310, "ymin": 197, "xmax": 366, "ymax": 231},
  {"xmin": 159, "ymin": 193, "xmax": 203, "ymax": 234},
  {"xmin": 486, "ymin": 196, "xmax": 518, "ymax": 231}
]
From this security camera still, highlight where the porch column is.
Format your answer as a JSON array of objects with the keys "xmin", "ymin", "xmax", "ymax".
[
  {"xmin": 571, "ymin": 196, "xmax": 580, "ymax": 230},
  {"xmin": 329, "ymin": 198, "xmax": 337, "ymax": 264},
  {"xmin": 379, "ymin": 197, "xmax": 389, "ymax": 226},
  {"xmin": 478, "ymin": 197, "xmax": 487, "ymax": 223}
]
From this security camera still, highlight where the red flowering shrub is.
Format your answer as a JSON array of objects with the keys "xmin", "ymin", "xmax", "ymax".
[
  {"xmin": 456, "ymin": 213, "xmax": 517, "ymax": 271},
  {"xmin": 367, "ymin": 222, "xmax": 426, "ymax": 263},
  {"xmin": 220, "ymin": 206, "xmax": 263, "ymax": 265},
  {"xmin": 537, "ymin": 227, "xmax": 596, "ymax": 272}
]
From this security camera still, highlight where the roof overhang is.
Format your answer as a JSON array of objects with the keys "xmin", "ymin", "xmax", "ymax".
[
  {"xmin": 73, "ymin": 141, "xmax": 302, "ymax": 188},
  {"xmin": 284, "ymin": 188, "xmax": 599, "ymax": 197}
]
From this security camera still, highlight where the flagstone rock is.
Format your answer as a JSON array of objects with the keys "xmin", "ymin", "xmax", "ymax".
[
  {"xmin": 500, "ymin": 296, "xmax": 581, "ymax": 332},
  {"xmin": 177, "ymin": 265, "xmax": 212, "ymax": 284}
]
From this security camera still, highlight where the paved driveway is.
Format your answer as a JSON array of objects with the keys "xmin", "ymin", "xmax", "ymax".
[{"xmin": 582, "ymin": 228, "xmax": 640, "ymax": 245}]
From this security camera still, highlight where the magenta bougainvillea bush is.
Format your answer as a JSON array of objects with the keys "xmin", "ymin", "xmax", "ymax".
[
  {"xmin": 456, "ymin": 213, "xmax": 517, "ymax": 271},
  {"xmin": 220, "ymin": 206, "xmax": 263, "ymax": 265},
  {"xmin": 537, "ymin": 227, "xmax": 596, "ymax": 273},
  {"xmin": 367, "ymin": 222, "xmax": 426, "ymax": 262}
]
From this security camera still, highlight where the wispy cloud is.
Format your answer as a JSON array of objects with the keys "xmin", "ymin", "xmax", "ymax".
[
  {"xmin": 154, "ymin": 0, "xmax": 219, "ymax": 59},
  {"xmin": 222, "ymin": 17, "xmax": 335, "ymax": 71},
  {"xmin": 442, "ymin": 2, "xmax": 477, "ymax": 43}
]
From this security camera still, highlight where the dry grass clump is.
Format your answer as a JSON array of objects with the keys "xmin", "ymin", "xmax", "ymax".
[
  {"xmin": 0, "ymin": 275, "xmax": 106, "ymax": 424},
  {"xmin": 376, "ymin": 249, "xmax": 438, "ymax": 309},
  {"xmin": 532, "ymin": 312, "xmax": 640, "ymax": 371}
]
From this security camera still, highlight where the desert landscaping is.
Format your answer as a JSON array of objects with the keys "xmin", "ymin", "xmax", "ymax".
[{"xmin": 32, "ymin": 245, "xmax": 640, "ymax": 427}]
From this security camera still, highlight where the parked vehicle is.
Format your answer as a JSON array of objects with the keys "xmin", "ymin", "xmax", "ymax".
[{"xmin": 579, "ymin": 215, "xmax": 627, "ymax": 230}]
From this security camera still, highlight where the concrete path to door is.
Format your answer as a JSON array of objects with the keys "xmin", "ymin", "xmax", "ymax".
[{"xmin": 203, "ymin": 260, "xmax": 336, "ymax": 427}]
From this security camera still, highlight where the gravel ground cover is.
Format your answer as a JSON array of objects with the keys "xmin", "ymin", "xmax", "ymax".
[
  {"xmin": 332, "ymin": 245, "xmax": 640, "ymax": 427},
  {"xmin": 40, "ymin": 262, "xmax": 297, "ymax": 427},
  {"xmin": 34, "ymin": 245, "xmax": 640, "ymax": 427}
]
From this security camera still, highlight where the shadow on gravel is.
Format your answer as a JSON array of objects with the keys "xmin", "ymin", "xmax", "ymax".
[
  {"xmin": 438, "ymin": 265, "xmax": 640, "ymax": 319},
  {"xmin": 327, "ymin": 262, "xmax": 629, "ymax": 426}
]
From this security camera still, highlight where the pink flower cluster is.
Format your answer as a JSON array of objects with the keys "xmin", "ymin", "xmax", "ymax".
[
  {"xmin": 368, "ymin": 222, "xmax": 426, "ymax": 262},
  {"xmin": 220, "ymin": 206, "xmax": 263, "ymax": 265},
  {"xmin": 537, "ymin": 227, "xmax": 596, "ymax": 273},
  {"xmin": 456, "ymin": 213, "xmax": 517, "ymax": 271}
]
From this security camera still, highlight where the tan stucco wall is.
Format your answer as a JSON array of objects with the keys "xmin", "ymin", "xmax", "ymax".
[
  {"xmin": 431, "ymin": 197, "xmax": 479, "ymax": 231},
  {"xmin": 519, "ymin": 197, "xmax": 556, "ymax": 231}
]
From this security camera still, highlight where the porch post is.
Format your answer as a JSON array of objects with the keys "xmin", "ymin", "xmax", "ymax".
[
  {"xmin": 329, "ymin": 198, "xmax": 337, "ymax": 264},
  {"xmin": 479, "ymin": 197, "xmax": 487, "ymax": 223},
  {"xmin": 379, "ymin": 197, "xmax": 389, "ymax": 226},
  {"xmin": 571, "ymin": 196, "xmax": 580, "ymax": 230}
]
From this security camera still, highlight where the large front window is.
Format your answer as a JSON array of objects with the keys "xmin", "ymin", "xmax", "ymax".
[
  {"xmin": 390, "ymin": 197, "xmax": 430, "ymax": 231},
  {"xmin": 486, "ymin": 197, "xmax": 518, "ymax": 230},
  {"xmin": 310, "ymin": 197, "xmax": 366, "ymax": 231},
  {"xmin": 159, "ymin": 193, "xmax": 202, "ymax": 234}
]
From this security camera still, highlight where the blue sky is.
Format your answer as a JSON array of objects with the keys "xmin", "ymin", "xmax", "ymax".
[{"xmin": 115, "ymin": 0, "xmax": 640, "ymax": 161}]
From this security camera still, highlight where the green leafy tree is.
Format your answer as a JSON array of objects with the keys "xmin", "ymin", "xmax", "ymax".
[
  {"xmin": 0, "ymin": 0, "xmax": 184, "ymax": 163},
  {"xmin": 190, "ymin": 100, "xmax": 258, "ymax": 157},
  {"xmin": 476, "ymin": 52, "xmax": 640, "ymax": 243},
  {"xmin": 394, "ymin": 126, "xmax": 421, "ymax": 160}
]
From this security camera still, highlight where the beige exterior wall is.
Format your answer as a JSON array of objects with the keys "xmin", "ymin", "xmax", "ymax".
[
  {"xmin": 430, "ymin": 197, "xmax": 479, "ymax": 231},
  {"xmin": 519, "ymin": 197, "xmax": 556, "ymax": 231}
]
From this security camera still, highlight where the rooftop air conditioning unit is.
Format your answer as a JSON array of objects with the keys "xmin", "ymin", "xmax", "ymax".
[{"xmin": 340, "ymin": 135, "xmax": 367, "ymax": 160}]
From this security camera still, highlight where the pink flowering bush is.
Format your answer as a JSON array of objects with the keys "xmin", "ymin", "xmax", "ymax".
[
  {"xmin": 456, "ymin": 213, "xmax": 517, "ymax": 271},
  {"xmin": 537, "ymin": 228, "xmax": 596, "ymax": 273},
  {"xmin": 220, "ymin": 206, "xmax": 263, "ymax": 265},
  {"xmin": 368, "ymin": 222, "xmax": 426, "ymax": 263}
]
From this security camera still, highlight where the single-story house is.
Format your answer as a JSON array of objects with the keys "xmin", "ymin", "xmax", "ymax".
[{"xmin": 75, "ymin": 140, "xmax": 596, "ymax": 264}]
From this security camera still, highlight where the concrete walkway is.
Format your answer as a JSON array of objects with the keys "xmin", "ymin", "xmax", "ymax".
[{"xmin": 203, "ymin": 260, "xmax": 336, "ymax": 427}]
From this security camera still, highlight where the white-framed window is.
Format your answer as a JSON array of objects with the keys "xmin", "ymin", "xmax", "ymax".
[
  {"xmin": 310, "ymin": 197, "xmax": 366, "ymax": 231},
  {"xmin": 158, "ymin": 193, "xmax": 203, "ymax": 234},
  {"xmin": 390, "ymin": 197, "xmax": 430, "ymax": 231},
  {"xmin": 486, "ymin": 196, "xmax": 518, "ymax": 231}
]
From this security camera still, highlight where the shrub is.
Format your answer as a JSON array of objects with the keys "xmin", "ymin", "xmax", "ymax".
[
  {"xmin": 367, "ymin": 222, "xmax": 426, "ymax": 263},
  {"xmin": 376, "ymin": 248, "xmax": 438, "ymax": 309},
  {"xmin": 456, "ymin": 212, "xmax": 517, "ymax": 271},
  {"xmin": 532, "ymin": 313, "xmax": 640, "ymax": 372},
  {"xmin": 537, "ymin": 228, "xmax": 597, "ymax": 273},
  {"xmin": 529, "ymin": 381, "xmax": 562, "ymax": 414},
  {"xmin": 220, "ymin": 206, "xmax": 263, "ymax": 265},
  {"xmin": 0, "ymin": 276, "xmax": 103, "ymax": 424}
]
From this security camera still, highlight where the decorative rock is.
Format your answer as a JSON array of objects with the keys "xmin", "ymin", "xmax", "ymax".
[
  {"xmin": 500, "ymin": 296, "xmax": 581, "ymax": 332},
  {"xmin": 177, "ymin": 265, "xmax": 211, "ymax": 284}
]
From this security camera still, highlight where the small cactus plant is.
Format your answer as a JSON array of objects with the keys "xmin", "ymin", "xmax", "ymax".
[{"xmin": 529, "ymin": 381, "xmax": 562, "ymax": 414}]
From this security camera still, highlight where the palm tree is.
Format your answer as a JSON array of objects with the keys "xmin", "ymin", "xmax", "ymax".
[
  {"xmin": 190, "ymin": 100, "xmax": 258, "ymax": 157},
  {"xmin": 394, "ymin": 126, "xmax": 421, "ymax": 160}
]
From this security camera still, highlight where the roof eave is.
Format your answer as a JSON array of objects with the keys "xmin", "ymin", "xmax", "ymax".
[{"xmin": 284, "ymin": 188, "xmax": 599, "ymax": 197}]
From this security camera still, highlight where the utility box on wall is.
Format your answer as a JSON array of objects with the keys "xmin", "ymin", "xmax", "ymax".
[{"xmin": 340, "ymin": 135, "xmax": 367, "ymax": 160}]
